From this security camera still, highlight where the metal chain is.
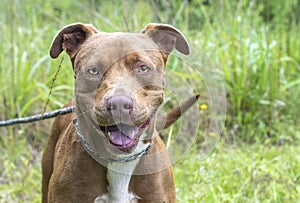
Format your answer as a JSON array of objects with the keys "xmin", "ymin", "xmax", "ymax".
[
  {"xmin": 0, "ymin": 106, "xmax": 74, "ymax": 127},
  {"xmin": 41, "ymin": 55, "xmax": 65, "ymax": 118}
]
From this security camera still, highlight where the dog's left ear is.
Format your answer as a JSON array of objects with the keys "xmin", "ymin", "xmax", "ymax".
[{"xmin": 141, "ymin": 23, "xmax": 190, "ymax": 55}]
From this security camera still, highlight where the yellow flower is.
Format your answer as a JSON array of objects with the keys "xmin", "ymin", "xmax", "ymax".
[
  {"xmin": 200, "ymin": 103, "xmax": 208, "ymax": 110},
  {"xmin": 209, "ymin": 132, "xmax": 217, "ymax": 137}
]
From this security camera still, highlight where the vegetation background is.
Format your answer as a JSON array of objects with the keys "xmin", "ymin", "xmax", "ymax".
[{"xmin": 0, "ymin": 0, "xmax": 299, "ymax": 202}]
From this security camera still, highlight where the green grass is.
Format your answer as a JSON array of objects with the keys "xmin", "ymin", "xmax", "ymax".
[
  {"xmin": 191, "ymin": 0, "xmax": 300, "ymax": 143},
  {"xmin": 175, "ymin": 142, "xmax": 300, "ymax": 202},
  {"xmin": 1, "ymin": 0, "xmax": 300, "ymax": 202},
  {"xmin": 0, "ymin": 135, "xmax": 41, "ymax": 202}
]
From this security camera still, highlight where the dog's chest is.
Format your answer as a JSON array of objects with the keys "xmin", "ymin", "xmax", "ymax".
[
  {"xmin": 93, "ymin": 141, "xmax": 151, "ymax": 203},
  {"xmin": 94, "ymin": 160, "xmax": 140, "ymax": 203}
]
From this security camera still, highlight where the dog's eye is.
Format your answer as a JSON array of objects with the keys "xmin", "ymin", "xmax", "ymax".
[
  {"xmin": 137, "ymin": 65, "xmax": 152, "ymax": 74},
  {"xmin": 87, "ymin": 67, "xmax": 99, "ymax": 75}
]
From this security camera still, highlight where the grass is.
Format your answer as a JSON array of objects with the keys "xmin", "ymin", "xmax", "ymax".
[
  {"xmin": 0, "ymin": 136, "xmax": 41, "ymax": 202},
  {"xmin": 0, "ymin": 0, "xmax": 300, "ymax": 202},
  {"xmin": 192, "ymin": 0, "xmax": 300, "ymax": 143},
  {"xmin": 175, "ymin": 142, "xmax": 300, "ymax": 202}
]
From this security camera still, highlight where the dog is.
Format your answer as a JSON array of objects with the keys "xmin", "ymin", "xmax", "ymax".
[{"xmin": 42, "ymin": 22, "xmax": 196, "ymax": 203}]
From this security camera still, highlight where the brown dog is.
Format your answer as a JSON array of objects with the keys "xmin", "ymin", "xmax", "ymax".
[{"xmin": 42, "ymin": 23, "xmax": 194, "ymax": 203}]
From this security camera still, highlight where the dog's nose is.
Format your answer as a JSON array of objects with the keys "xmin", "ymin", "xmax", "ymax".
[{"xmin": 106, "ymin": 95, "xmax": 133, "ymax": 114}]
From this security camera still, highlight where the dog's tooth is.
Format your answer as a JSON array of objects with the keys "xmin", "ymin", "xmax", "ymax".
[{"xmin": 108, "ymin": 131, "xmax": 111, "ymax": 137}]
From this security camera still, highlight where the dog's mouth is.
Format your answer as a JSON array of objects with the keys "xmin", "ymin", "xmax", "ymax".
[{"xmin": 98, "ymin": 119, "xmax": 150, "ymax": 153}]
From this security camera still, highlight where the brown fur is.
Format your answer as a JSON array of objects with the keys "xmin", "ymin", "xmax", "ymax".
[{"xmin": 42, "ymin": 23, "xmax": 194, "ymax": 203}]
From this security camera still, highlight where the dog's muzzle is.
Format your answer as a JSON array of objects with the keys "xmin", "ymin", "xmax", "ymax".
[
  {"xmin": 74, "ymin": 118, "xmax": 150, "ymax": 163},
  {"xmin": 91, "ymin": 94, "xmax": 151, "ymax": 153}
]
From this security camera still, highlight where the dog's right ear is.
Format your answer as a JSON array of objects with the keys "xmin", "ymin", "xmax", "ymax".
[{"xmin": 50, "ymin": 23, "xmax": 98, "ymax": 59}]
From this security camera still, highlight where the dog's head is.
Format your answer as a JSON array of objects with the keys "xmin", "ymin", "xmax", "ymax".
[{"xmin": 50, "ymin": 23, "xmax": 189, "ymax": 155}]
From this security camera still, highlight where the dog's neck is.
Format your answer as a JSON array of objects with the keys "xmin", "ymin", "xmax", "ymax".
[
  {"xmin": 94, "ymin": 117, "xmax": 156, "ymax": 203},
  {"xmin": 75, "ymin": 109, "xmax": 157, "ymax": 202},
  {"xmin": 94, "ymin": 138, "xmax": 150, "ymax": 203}
]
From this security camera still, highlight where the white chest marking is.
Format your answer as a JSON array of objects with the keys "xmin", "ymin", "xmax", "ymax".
[{"xmin": 94, "ymin": 142, "xmax": 150, "ymax": 203}]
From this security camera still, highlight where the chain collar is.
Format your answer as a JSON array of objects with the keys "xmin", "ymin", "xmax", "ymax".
[{"xmin": 73, "ymin": 119, "xmax": 150, "ymax": 163}]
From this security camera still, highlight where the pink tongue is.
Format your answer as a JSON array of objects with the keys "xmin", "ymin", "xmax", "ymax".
[{"xmin": 110, "ymin": 131, "xmax": 133, "ymax": 146}]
